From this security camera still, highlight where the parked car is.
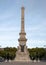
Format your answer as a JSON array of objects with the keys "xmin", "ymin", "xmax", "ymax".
[{"xmin": 0, "ymin": 57, "xmax": 4, "ymax": 62}]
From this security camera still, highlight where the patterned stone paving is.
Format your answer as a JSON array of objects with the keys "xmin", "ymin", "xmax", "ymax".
[{"xmin": 0, "ymin": 62, "xmax": 46, "ymax": 65}]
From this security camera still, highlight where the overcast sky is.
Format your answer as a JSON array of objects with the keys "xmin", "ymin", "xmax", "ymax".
[{"xmin": 0, "ymin": 0, "xmax": 46, "ymax": 48}]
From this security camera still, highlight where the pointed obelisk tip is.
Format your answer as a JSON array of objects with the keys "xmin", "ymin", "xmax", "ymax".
[{"xmin": 21, "ymin": 0, "xmax": 25, "ymax": 9}]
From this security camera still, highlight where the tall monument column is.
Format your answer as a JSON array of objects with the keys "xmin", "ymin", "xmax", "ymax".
[
  {"xmin": 15, "ymin": 7, "xmax": 30, "ymax": 61},
  {"xmin": 21, "ymin": 7, "xmax": 25, "ymax": 33},
  {"xmin": 18, "ymin": 7, "xmax": 27, "ymax": 47}
]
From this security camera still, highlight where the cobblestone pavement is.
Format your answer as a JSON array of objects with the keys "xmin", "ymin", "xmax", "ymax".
[{"xmin": 0, "ymin": 62, "xmax": 46, "ymax": 65}]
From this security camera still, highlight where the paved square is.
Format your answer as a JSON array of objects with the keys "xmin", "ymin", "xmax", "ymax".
[{"xmin": 0, "ymin": 62, "xmax": 46, "ymax": 65}]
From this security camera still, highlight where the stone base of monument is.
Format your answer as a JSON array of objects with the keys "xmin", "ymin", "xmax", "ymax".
[
  {"xmin": 15, "ymin": 54, "xmax": 30, "ymax": 61},
  {"xmin": 14, "ymin": 47, "xmax": 30, "ymax": 61}
]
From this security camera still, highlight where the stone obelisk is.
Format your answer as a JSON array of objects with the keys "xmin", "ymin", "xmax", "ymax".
[{"xmin": 15, "ymin": 7, "xmax": 30, "ymax": 61}]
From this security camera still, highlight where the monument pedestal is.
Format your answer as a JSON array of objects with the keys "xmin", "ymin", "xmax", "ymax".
[{"xmin": 15, "ymin": 46, "xmax": 30, "ymax": 61}]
